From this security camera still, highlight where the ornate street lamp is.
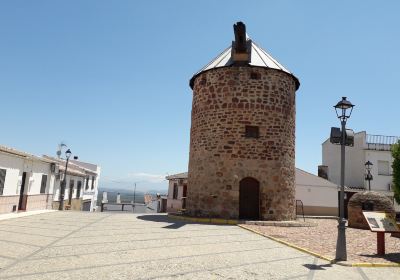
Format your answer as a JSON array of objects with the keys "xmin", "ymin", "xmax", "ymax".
[
  {"xmin": 365, "ymin": 161, "xmax": 373, "ymax": 191},
  {"xmin": 59, "ymin": 149, "xmax": 72, "ymax": 210},
  {"xmin": 334, "ymin": 96, "xmax": 354, "ymax": 261}
]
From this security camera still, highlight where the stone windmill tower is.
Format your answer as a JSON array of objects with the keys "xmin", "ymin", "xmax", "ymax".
[{"xmin": 187, "ymin": 22, "xmax": 300, "ymax": 220}]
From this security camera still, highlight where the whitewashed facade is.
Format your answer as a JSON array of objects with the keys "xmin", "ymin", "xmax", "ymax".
[
  {"xmin": 0, "ymin": 146, "xmax": 55, "ymax": 214},
  {"xmin": 295, "ymin": 168, "xmax": 338, "ymax": 216},
  {"xmin": 322, "ymin": 131, "xmax": 400, "ymax": 211},
  {"xmin": 44, "ymin": 156, "xmax": 100, "ymax": 212},
  {"xmin": 165, "ymin": 172, "xmax": 188, "ymax": 213},
  {"xmin": 0, "ymin": 145, "xmax": 101, "ymax": 214},
  {"xmin": 70, "ymin": 159, "xmax": 100, "ymax": 211},
  {"xmin": 322, "ymin": 132, "xmax": 397, "ymax": 192}
]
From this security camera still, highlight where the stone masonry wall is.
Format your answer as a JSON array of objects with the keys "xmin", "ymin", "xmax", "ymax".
[{"xmin": 187, "ymin": 66, "xmax": 297, "ymax": 220}]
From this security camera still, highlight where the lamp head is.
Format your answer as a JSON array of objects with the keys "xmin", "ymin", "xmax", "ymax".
[
  {"xmin": 65, "ymin": 149, "xmax": 72, "ymax": 160},
  {"xmin": 334, "ymin": 97, "xmax": 354, "ymax": 121}
]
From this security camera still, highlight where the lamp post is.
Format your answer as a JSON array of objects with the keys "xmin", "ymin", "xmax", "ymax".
[
  {"xmin": 365, "ymin": 161, "xmax": 373, "ymax": 191},
  {"xmin": 132, "ymin": 182, "xmax": 137, "ymax": 212},
  {"xmin": 59, "ymin": 149, "xmax": 72, "ymax": 210},
  {"xmin": 334, "ymin": 96, "xmax": 354, "ymax": 261}
]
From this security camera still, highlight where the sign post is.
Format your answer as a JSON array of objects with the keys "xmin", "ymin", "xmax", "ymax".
[
  {"xmin": 363, "ymin": 211, "xmax": 400, "ymax": 256},
  {"xmin": 377, "ymin": 232, "xmax": 385, "ymax": 255}
]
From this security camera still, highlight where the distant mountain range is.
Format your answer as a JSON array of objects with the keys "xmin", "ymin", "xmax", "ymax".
[
  {"xmin": 99, "ymin": 180, "xmax": 168, "ymax": 194},
  {"xmin": 97, "ymin": 186, "xmax": 168, "ymax": 205},
  {"xmin": 98, "ymin": 186, "xmax": 167, "ymax": 196}
]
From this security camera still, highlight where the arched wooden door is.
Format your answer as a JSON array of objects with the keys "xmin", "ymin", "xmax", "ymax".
[{"xmin": 239, "ymin": 177, "xmax": 260, "ymax": 220}]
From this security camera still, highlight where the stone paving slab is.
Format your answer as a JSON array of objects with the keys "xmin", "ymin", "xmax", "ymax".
[{"xmin": 0, "ymin": 212, "xmax": 399, "ymax": 279}]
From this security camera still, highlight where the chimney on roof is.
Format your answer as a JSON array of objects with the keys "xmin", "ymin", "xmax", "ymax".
[
  {"xmin": 232, "ymin": 21, "xmax": 251, "ymax": 65},
  {"xmin": 318, "ymin": 165, "xmax": 329, "ymax": 180}
]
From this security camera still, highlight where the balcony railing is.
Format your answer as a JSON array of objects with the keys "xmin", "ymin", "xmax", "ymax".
[{"xmin": 366, "ymin": 134, "xmax": 400, "ymax": 151}]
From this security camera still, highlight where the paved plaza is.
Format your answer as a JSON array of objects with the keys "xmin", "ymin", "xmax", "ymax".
[{"xmin": 0, "ymin": 212, "xmax": 399, "ymax": 279}]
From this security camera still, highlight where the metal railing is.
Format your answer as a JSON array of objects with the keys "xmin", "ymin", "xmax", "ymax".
[
  {"xmin": 296, "ymin": 200, "xmax": 305, "ymax": 222},
  {"xmin": 366, "ymin": 134, "xmax": 400, "ymax": 151}
]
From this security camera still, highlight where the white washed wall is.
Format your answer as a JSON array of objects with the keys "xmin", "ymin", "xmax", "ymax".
[
  {"xmin": 365, "ymin": 150, "xmax": 393, "ymax": 191},
  {"xmin": 0, "ymin": 153, "xmax": 54, "ymax": 196},
  {"xmin": 0, "ymin": 153, "xmax": 24, "ymax": 195},
  {"xmin": 295, "ymin": 169, "xmax": 338, "ymax": 208}
]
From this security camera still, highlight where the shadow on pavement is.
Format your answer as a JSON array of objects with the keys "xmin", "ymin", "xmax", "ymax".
[
  {"xmin": 136, "ymin": 214, "xmax": 233, "ymax": 229},
  {"xmin": 303, "ymin": 263, "xmax": 333, "ymax": 270},
  {"xmin": 359, "ymin": 252, "xmax": 400, "ymax": 263},
  {"xmin": 137, "ymin": 214, "xmax": 190, "ymax": 229}
]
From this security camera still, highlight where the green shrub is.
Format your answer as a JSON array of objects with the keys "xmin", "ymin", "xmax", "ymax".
[{"xmin": 392, "ymin": 140, "xmax": 400, "ymax": 204}]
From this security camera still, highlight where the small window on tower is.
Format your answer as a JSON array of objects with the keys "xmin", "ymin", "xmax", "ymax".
[
  {"xmin": 245, "ymin": 126, "xmax": 259, "ymax": 138},
  {"xmin": 250, "ymin": 72, "xmax": 261, "ymax": 80},
  {"xmin": 199, "ymin": 78, "xmax": 207, "ymax": 85}
]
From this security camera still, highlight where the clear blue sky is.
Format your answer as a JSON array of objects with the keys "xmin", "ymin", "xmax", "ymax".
[{"xmin": 1, "ymin": 1, "xmax": 399, "ymax": 191}]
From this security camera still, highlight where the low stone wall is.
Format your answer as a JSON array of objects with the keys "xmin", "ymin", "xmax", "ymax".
[
  {"xmin": 52, "ymin": 198, "xmax": 82, "ymax": 211},
  {"xmin": 348, "ymin": 191, "xmax": 395, "ymax": 229},
  {"xmin": 0, "ymin": 194, "xmax": 53, "ymax": 214},
  {"xmin": 70, "ymin": 198, "xmax": 82, "ymax": 211},
  {"xmin": 0, "ymin": 195, "xmax": 19, "ymax": 214},
  {"xmin": 302, "ymin": 206, "xmax": 337, "ymax": 216},
  {"xmin": 26, "ymin": 194, "xmax": 53, "ymax": 211}
]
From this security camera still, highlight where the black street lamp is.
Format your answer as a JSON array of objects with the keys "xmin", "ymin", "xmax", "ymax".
[
  {"xmin": 365, "ymin": 161, "xmax": 373, "ymax": 191},
  {"xmin": 334, "ymin": 96, "xmax": 355, "ymax": 261},
  {"xmin": 59, "ymin": 149, "xmax": 72, "ymax": 210}
]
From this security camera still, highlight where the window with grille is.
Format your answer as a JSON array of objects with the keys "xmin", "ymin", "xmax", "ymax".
[
  {"xmin": 40, "ymin": 174, "xmax": 47, "ymax": 194},
  {"xmin": 245, "ymin": 125, "xmax": 259, "ymax": 138},
  {"xmin": 0, "ymin": 169, "xmax": 6, "ymax": 195},
  {"xmin": 91, "ymin": 176, "xmax": 95, "ymax": 190},
  {"xmin": 173, "ymin": 183, "xmax": 178, "ymax": 199},
  {"xmin": 76, "ymin": 181, "xmax": 82, "ymax": 198}
]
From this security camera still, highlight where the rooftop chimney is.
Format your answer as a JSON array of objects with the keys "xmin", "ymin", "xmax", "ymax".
[
  {"xmin": 232, "ymin": 22, "xmax": 251, "ymax": 64},
  {"xmin": 318, "ymin": 165, "xmax": 329, "ymax": 180}
]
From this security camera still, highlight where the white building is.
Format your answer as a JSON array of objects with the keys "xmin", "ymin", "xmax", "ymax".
[
  {"xmin": 0, "ymin": 144, "xmax": 101, "ymax": 214},
  {"xmin": 322, "ymin": 131, "xmax": 400, "ymax": 211},
  {"xmin": 70, "ymin": 159, "xmax": 101, "ymax": 211},
  {"xmin": 0, "ymin": 145, "xmax": 55, "ymax": 214},
  {"xmin": 322, "ymin": 131, "xmax": 398, "ymax": 192},
  {"xmin": 165, "ymin": 172, "xmax": 188, "ymax": 213},
  {"xmin": 166, "ymin": 169, "xmax": 339, "ymax": 216},
  {"xmin": 295, "ymin": 168, "xmax": 338, "ymax": 216},
  {"xmin": 44, "ymin": 156, "xmax": 100, "ymax": 212}
]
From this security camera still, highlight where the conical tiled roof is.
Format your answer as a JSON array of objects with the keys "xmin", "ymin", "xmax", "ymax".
[{"xmin": 190, "ymin": 28, "xmax": 299, "ymax": 90}]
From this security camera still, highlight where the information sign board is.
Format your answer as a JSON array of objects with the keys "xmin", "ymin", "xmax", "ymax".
[{"xmin": 362, "ymin": 211, "xmax": 400, "ymax": 233}]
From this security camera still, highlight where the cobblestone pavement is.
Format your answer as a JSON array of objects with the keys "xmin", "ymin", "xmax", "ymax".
[
  {"xmin": 244, "ymin": 218, "xmax": 400, "ymax": 264},
  {"xmin": 0, "ymin": 212, "xmax": 399, "ymax": 279}
]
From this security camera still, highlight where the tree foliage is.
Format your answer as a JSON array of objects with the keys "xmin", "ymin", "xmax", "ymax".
[{"xmin": 392, "ymin": 140, "xmax": 400, "ymax": 204}]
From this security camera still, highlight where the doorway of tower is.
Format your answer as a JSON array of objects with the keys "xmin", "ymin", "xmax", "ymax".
[
  {"xmin": 18, "ymin": 172, "xmax": 28, "ymax": 211},
  {"xmin": 239, "ymin": 177, "xmax": 260, "ymax": 220}
]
